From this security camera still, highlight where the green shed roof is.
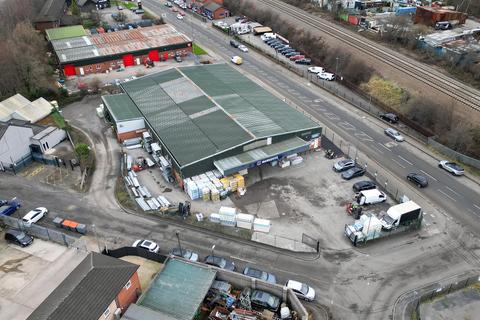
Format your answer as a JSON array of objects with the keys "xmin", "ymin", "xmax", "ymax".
[
  {"xmin": 138, "ymin": 259, "xmax": 216, "ymax": 320},
  {"xmin": 102, "ymin": 94, "xmax": 142, "ymax": 122},
  {"xmin": 46, "ymin": 25, "xmax": 87, "ymax": 41}
]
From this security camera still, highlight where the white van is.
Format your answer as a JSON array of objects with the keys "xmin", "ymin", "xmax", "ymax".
[{"xmin": 355, "ymin": 189, "xmax": 387, "ymax": 205}]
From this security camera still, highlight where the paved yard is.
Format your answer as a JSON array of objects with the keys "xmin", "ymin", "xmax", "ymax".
[{"xmin": 420, "ymin": 286, "xmax": 480, "ymax": 320}]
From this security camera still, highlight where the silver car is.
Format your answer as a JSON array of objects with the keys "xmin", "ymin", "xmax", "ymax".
[
  {"xmin": 333, "ymin": 159, "xmax": 355, "ymax": 172},
  {"xmin": 438, "ymin": 160, "xmax": 464, "ymax": 176},
  {"xmin": 384, "ymin": 127, "xmax": 404, "ymax": 142}
]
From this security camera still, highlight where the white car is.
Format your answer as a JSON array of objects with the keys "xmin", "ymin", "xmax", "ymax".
[
  {"xmin": 133, "ymin": 239, "xmax": 160, "ymax": 253},
  {"xmin": 177, "ymin": 14, "xmax": 184, "ymax": 20},
  {"xmin": 286, "ymin": 280, "xmax": 315, "ymax": 301},
  {"xmin": 438, "ymin": 160, "xmax": 465, "ymax": 176},
  {"xmin": 384, "ymin": 127, "xmax": 404, "ymax": 142},
  {"xmin": 318, "ymin": 72, "xmax": 335, "ymax": 81},
  {"xmin": 238, "ymin": 45, "xmax": 248, "ymax": 52},
  {"xmin": 22, "ymin": 207, "xmax": 48, "ymax": 226},
  {"xmin": 307, "ymin": 66, "xmax": 324, "ymax": 74}
]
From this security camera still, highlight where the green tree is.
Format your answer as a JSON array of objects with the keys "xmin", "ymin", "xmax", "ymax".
[
  {"xmin": 71, "ymin": 0, "xmax": 80, "ymax": 17},
  {"xmin": 75, "ymin": 143, "xmax": 90, "ymax": 168}
]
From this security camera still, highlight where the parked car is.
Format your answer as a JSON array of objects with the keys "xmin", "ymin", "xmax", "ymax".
[
  {"xmin": 231, "ymin": 56, "xmax": 243, "ymax": 65},
  {"xmin": 204, "ymin": 255, "xmax": 235, "ymax": 271},
  {"xmin": 174, "ymin": 54, "xmax": 182, "ymax": 62},
  {"xmin": 179, "ymin": 10, "xmax": 186, "ymax": 16},
  {"xmin": 5, "ymin": 229, "xmax": 33, "ymax": 247},
  {"xmin": 251, "ymin": 290, "xmax": 281, "ymax": 312},
  {"xmin": 341, "ymin": 166, "xmax": 366, "ymax": 180},
  {"xmin": 165, "ymin": 1, "xmax": 173, "ymax": 7},
  {"xmin": 275, "ymin": 44, "xmax": 289, "ymax": 51},
  {"xmin": 295, "ymin": 58, "xmax": 312, "ymax": 65},
  {"xmin": 353, "ymin": 180, "xmax": 376, "ymax": 192},
  {"xmin": 407, "ymin": 173, "xmax": 428, "ymax": 188},
  {"xmin": 177, "ymin": 14, "xmax": 184, "ymax": 20},
  {"xmin": 22, "ymin": 207, "xmax": 48, "ymax": 227},
  {"xmin": 438, "ymin": 160, "xmax": 464, "ymax": 176},
  {"xmin": 285, "ymin": 51, "xmax": 300, "ymax": 57},
  {"xmin": 435, "ymin": 21, "xmax": 452, "ymax": 30},
  {"xmin": 230, "ymin": 40, "xmax": 240, "ymax": 48},
  {"xmin": 132, "ymin": 239, "xmax": 160, "ymax": 253},
  {"xmin": 280, "ymin": 48, "xmax": 295, "ymax": 54},
  {"xmin": 169, "ymin": 247, "xmax": 199, "ymax": 262},
  {"xmin": 308, "ymin": 66, "xmax": 325, "ymax": 74},
  {"xmin": 289, "ymin": 55, "xmax": 305, "ymax": 61},
  {"xmin": 384, "ymin": 127, "xmax": 404, "ymax": 142},
  {"xmin": 355, "ymin": 189, "xmax": 387, "ymax": 205},
  {"xmin": 286, "ymin": 280, "xmax": 316, "ymax": 301},
  {"xmin": 243, "ymin": 266, "xmax": 277, "ymax": 284},
  {"xmin": 135, "ymin": 9, "xmax": 145, "ymax": 14},
  {"xmin": 117, "ymin": 5, "xmax": 123, "ymax": 10},
  {"xmin": 318, "ymin": 72, "xmax": 335, "ymax": 81},
  {"xmin": 238, "ymin": 45, "xmax": 248, "ymax": 52},
  {"xmin": 333, "ymin": 159, "xmax": 355, "ymax": 172},
  {"xmin": 380, "ymin": 113, "xmax": 399, "ymax": 124}
]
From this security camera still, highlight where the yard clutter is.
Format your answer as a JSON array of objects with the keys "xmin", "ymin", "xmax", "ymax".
[
  {"xmin": 53, "ymin": 217, "xmax": 87, "ymax": 234},
  {"xmin": 184, "ymin": 171, "xmax": 247, "ymax": 202},
  {"xmin": 208, "ymin": 207, "xmax": 271, "ymax": 233}
]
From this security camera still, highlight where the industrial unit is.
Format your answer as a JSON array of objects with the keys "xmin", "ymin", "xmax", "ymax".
[
  {"xmin": 103, "ymin": 64, "xmax": 322, "ymax": 182},
  {"xmin": 48, "ymin": 24, "xmax": 192, "ymax": 77}
]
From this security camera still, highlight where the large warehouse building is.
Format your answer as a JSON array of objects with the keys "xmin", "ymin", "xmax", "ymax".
[
  {"xmin": 48, "ymin": 24, "xmax": 192, "ymax": 77},
  {"xmin": 103, "ymin": 64, "xmax": 321, "ymax": 181}
]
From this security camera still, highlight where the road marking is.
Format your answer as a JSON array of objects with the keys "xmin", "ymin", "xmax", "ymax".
[
  {"xmin": 430, "ymin": 213, "xmax": 435, "ymax": 218},
  {"xmin": 474, "ymin": 204, "xmax": 480, "ymax": 211},
  {"xmin": 371, "ymin": 145, "xmax": 383, "ymax": 154},
  {"xmin": 420, "ymin": 170, "xmax": 438, "ymax": 182},
  {"xmin": 445, "ymin": 186, "xmax": 461, "ymax": 197},
  {"xmin": 338, "ymin": 121, "xmax": 356, "ymax": 131},
  {"xmin": 391, "ymin": 158, "xmax": 406, "ymax": 169},
  {"xmin": 467, "ymin": 208, "xmax": 480, "ymax": 218},
  {"xmin": 229, "ymin": 256, "xmax": 256, "ymax": 264},
  {"xmin": 354, "ymin": 132, "xmax": 374, "ymax": 142},
  {"xmin": 324, "ymin": 112, "xmax": 340, "ymax": 120},
  {"xmin": 437, "ymin": 189, "xmax": 457, "ymax": 202},
  {"xmin": 378, "ymin": 143, "xmax": 391, "ymax": 151},
  {"xmin": 398, "ymin": 155, "xmax": 413, "ymax": 165}
]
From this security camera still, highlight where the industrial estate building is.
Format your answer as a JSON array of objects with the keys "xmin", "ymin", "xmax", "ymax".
[
  {"xmin": 47, "ymin": 25, "xmax": 192, "ymax": 77},
  {"xmin": 103, "ymin": 64, "xmax": 321, "ymax": 181}
]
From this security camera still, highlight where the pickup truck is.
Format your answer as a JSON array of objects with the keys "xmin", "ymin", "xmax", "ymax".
[{"xmin": 0, "ymin": 199, "xmax": 21, "ymax": 216}]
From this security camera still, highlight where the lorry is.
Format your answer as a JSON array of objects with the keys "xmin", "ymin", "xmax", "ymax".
[
  {"xmin": 379, "ymin": 200, "xmax": 422, "ymax": 230},
  {"xmin": 344, "ymin": 200, "xmax": 423, "ymax": 246},
  {"xmin": 0, "ymin": 199, "xmax": 21, "ymax": 216}
]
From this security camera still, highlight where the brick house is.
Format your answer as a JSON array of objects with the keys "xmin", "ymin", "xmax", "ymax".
[
  {"xmin": 202, "ymin": 1, "xmax": 229, "ymax": 20},
  {"xmin": 27, "ymin": 252, "xmax": 141, "ymax": 320}
]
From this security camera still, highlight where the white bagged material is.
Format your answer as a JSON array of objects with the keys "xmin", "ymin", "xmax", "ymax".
[
  {"xmin": 219, "ymin": 206, "xmax": 237, "ymax": 216},
  {"xmin": 209, "ymin": 213, "xmax": 221, "ymax": 223},
  {"xmin": 253, "ymin": 218, "xmax": 271, "ymax": 233}
]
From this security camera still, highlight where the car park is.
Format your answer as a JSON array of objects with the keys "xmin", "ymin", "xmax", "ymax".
[
  {"xmin": 238, "ymin": 45, "xmax": 248, "ymax": 52},
  {"xmin": 407, "ymin": 173, "xmax": 428, "ymax": 188},
  {"xmin": 22, "ymin": 207, "xmax": 48, "ymax": 227},
  {"xmin": 438, "ymin": 160, "xmax": 465, "ymax": 176},
  {"xmin": 251, "ymin": 290, "xmax": 281, "ymax": 312},
  {"xmin": 132, "ymin": 239, "xmax": 160, "ymax": 253},
  {"xmin": 243, "ymin": 266, "xmax": 277, "ymax": 284},
  {"xmin": 169, "ymin": 248, "xmax": 199, "ymax": 262},
  {"xmin": 285, "ymin": 280, "xmax": 315, "ymax": 301},
  {"xmin": 5, "ymin": 229, "xmax": 34, "ymax": 247},
  {"xmin": 380, "ymin": 113, "xmax": 399, "ymax": 124},
  {"xmin": 318, "ymin": 72, "xmax": 335, "ymax": 81},
  {"xmin": 308, "ymin": 66, "xmax": 324, "ymax": 74},
  {"xmin": 204, "ymin": 255, "xmax": 235, "ymax": 271},
  {"xmin": 333, "ymin": 159, "xmax": 355, "ymax": 172},
  {"xmin": 295, "ymin": 58, "xmax": 312, "ymax": 65},
  {"xmin": 341, "ymin": 166, "xmax": 366, "ymax": 180},
  {"xmin": 353, "ymin": 180, "xmax": 376, "ymax": 192},
  {"xmin": 384, "ymin": 127, "xmax": 404, "ymax": 142},
  {"xmin": 230, "ymin": 40, "xmax": 240, "ymax": 48}
]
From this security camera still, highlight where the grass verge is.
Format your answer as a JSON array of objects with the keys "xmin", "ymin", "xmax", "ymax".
[{"xmin": 193, "ymin": 43, "xmax": 208, "ymax": 55}]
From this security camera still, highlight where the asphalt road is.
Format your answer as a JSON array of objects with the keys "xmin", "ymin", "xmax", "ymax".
[{"xmin": 144, "ymin": 0, "xmax": 480, "ymax": 236}]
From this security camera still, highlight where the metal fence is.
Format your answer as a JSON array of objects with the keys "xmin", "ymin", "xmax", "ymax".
[
  {"xmin": 0, "ymin": 215, "xmax": 87, "ymax": 251},
  {"xmin": 103, "ymin": 246, "xmax": 167, "ymax": 263},
  {"xmin": 1, "ymin": 152, "xmax": 78, "ymax": 174},
  {"xmin": 428, "ymin": 137, "xmax": 480, "ymax": 170},
  {"xmin": 301, "ymin": 233, "xmax": 320, "ymax": 252}
]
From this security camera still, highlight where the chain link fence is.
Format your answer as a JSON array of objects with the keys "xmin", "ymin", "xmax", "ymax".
[
  {"xmin": 0, "ymin": 215, "xmax": 87, "ymax": 251},
  {"xmin": 427, "ymin": 137, "xmax": 480, "ymax": 170}
]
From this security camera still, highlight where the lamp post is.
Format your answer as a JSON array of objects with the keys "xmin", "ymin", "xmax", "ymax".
[
  {"xmin": 175, "ymin": 230, "xmax": 183, "ymax": 256},
  {"xmin": 335, "ymin": 57, "xmax": 339, "ymax": 76}
]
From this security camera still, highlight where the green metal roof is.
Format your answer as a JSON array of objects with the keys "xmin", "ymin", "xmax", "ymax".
[
  {"xmin": 214, "ymin": 137, "xmax": 310, "ymax": 176},
  {"xmin": 138, "ymin": 259, "xmax": 216, "ymax": 320},
  {"xmin": 46, "ymin": 25, "xmax": 87, "ymax": 41},
  {"xmin": 102, "ymin": 94, "xmax": 142, "ymax": 122}
]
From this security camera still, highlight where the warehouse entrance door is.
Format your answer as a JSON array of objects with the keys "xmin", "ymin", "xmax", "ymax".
[
  {"xmin": 63, "ymin": 65, "xmax": 76, "ymax": 76},
  {"xmin": 123, "ymin": 54, "xmax": 134, "ymax": 67},
  {"xmin": 148, "ymin": 50, "xmax": 159, "ymax": 61}
]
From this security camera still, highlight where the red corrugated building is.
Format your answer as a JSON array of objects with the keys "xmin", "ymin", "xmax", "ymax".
[
  {"xmin": 414, "ymin": 6, "xmax": 468, "ymax": 27},
  {"xmin": 49, "ymin": 24, "xmax": 192, "ymax": 77}
]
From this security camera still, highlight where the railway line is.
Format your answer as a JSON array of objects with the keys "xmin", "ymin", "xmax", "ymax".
[{"xmin": 257, "ymin": 0, "xmax": 480, "ymax": 112}]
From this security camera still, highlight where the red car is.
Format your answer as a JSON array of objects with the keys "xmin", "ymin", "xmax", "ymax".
[{"xmin": 289, "ymin": 55, "xmax": 305, "ymax": 61}]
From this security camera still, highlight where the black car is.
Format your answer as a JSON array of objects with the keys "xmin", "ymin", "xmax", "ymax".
[
  {"xmin": 341, "ymin": 166, "xmax": 366, "ymax": 180},
  {"xmin": 5, "ymin": 229, "xmax": 34, "ymax": 247},
  {"xmin": 174, "ymin": 55, "xmax": 182, "ymax": 63},
  {"xmin": 204, "ymin": 255, "xmax": 235, "ymax": 271},
  {"xmin": 285, "ymin": 51, "xmax": 300, "ymax": 57},
  {"xmin": 230, "ymin": 40, "xmax": 240, "ymax": 48},
  {"xmin": 407, "ymin": 173, "xmax": 428, "ymax": 188},
  {"xmin": 251, "ymin": 290, "xmax": 281, "ymax": 312},
  {"xmin": 295, "ymin": 58, "xmax": 312, "ymax": 65},
  {"xmin": 265, "ymin": 38, "xmax": 278, "ymax": 45},
  {"xmin": 380, "ymin": 113, "xmax": 399, "ymax": 124},
  {"xmin": 281, "ymin": 48, "xmax": 295, "ymax": 54},
  {"xmin": 353, "ymin": 180, "xmax": 376, "ymax": 192}
]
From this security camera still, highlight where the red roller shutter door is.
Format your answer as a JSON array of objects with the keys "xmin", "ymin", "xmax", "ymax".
[
  {"xmin": 63, "ymin": 65, "xmax": 76, "ymax": 76},
  {"xmin": 163, "ymin": 52, "xmax": 169, "ymax": 61},
  {"xmin": 123, "ymin": 54, "xmax": 134, "ymax": 67},
  {"xmin": 148, "ymin": 50, "xmax": 159, "ymax": 61}
]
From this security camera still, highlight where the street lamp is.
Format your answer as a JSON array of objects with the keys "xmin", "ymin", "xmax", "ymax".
[
  {"xmin": 335, "ymin": 57, "xmax": 339, "ymax": 76},
  {"xmin": 175, "ymin": 230, "xmax": 183, "ymax": 256},
  {"xmin": 211, "ymin": 244, "xmax": 216, "ymax": 257}
]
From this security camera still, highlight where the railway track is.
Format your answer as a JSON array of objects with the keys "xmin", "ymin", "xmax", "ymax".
[{"xmin": 257, "ymin": 0, "xmax": 480, "ymax": 112}]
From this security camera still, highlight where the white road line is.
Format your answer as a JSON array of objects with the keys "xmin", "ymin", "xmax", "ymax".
[
  {"xmin": 437, "ymin": 189, "xmax": 457, "ymax": 202},
  {"xmin": 229, "ymin": 256, "xmax": 256, "ymax": 264},
  {"xmin": 420, "ymin": 170, "xmax": 438, "ymax": 182},
  {"xmin": 468, "ymin": 208, "xmax": 480, "ymax": 218},
  {"xmin": 378, "ymin": 143, "xmax": 391, "ymax": 151},
  {"xmin": 371, "ymin": 145, "xmax": 383, "ymax": 154},
  {"xmin": 474, "ymin": 204, "xmax": 480, "ymax": 211},
  {"xmin": 398, "ymin": 155, "xmax": 413, "ymax": 165},
  {"xmin": 445, "ymin": 186, "xmax": 461, "ymax": 197},
  {"xmin": 391, "ymin": 158, "xmax": 406, "ymax": 169}
]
